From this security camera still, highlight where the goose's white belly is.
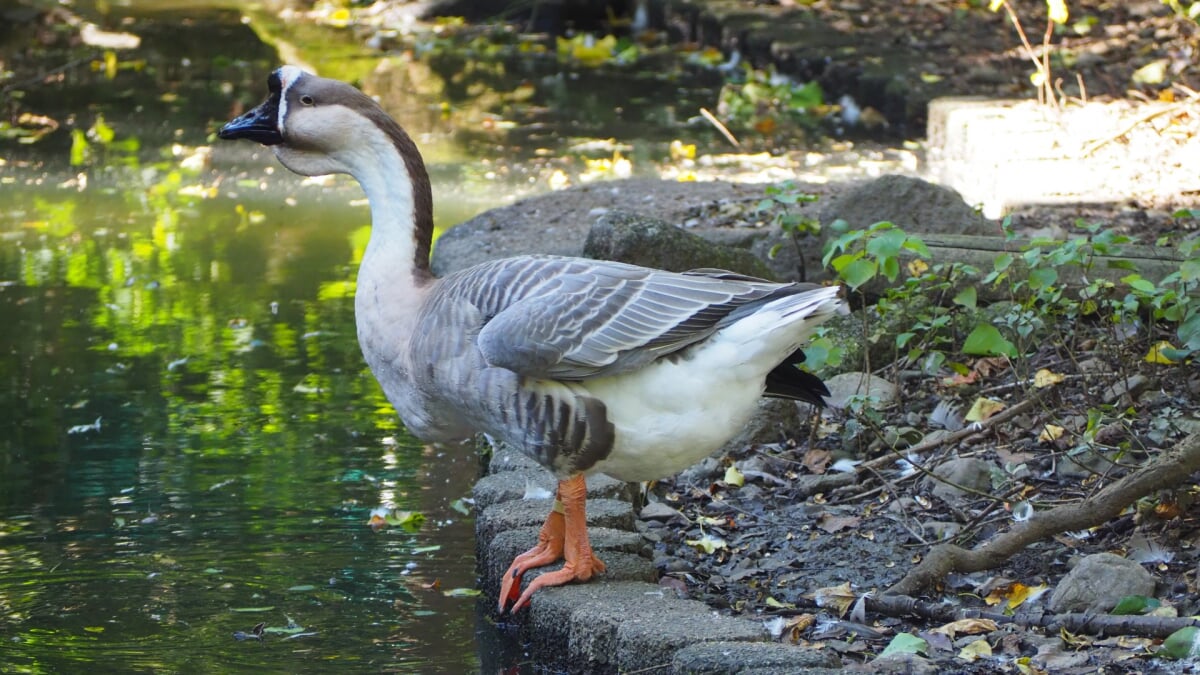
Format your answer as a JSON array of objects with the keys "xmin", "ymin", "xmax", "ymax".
[{"xmin": 580, "ymin": 345, "xmax": 770, "ymax": 482}]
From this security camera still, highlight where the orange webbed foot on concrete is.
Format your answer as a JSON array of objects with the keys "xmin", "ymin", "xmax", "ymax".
[{"xmin": 498, "ymin": 474, "xmax": 606, "ymax": 614}]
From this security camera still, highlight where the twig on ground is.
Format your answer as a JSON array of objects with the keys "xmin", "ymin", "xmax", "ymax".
[
  {"xmin": 864, "ymin": 593, "xmax": 1200, "ymax": 639},
  {"xmin": 699, "ymin": 107, "xmax": 741, "ymax": 149}
]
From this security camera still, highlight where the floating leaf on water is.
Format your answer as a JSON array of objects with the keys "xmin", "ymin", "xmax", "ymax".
[
  {"xmin": 231, "ymin": 606, "xmax": 275, "ymax": 613},
  {"xmin": 263, "ymin": 625, "xmax": 306, "ymax": 635},
  {"xmin": 232, "ymin": 622, "xmax": 265, "ymax": 641},
  {"xmin": 84, "ymin": 626, "xmax": 105, "ymax": 633},
  {"xmin": 442, "ymin": 587, "xmax": 482, "ymax": 598},
  {"xmin": 449, "ymin": 498, "xmax": 471, "ymax": 516},
  {"xmin": 67, "ymin": 417, "xmax": 103, "ymax": 435},
  {"xmin": 389, "ymin": 510, "xmax": 425, "ymax": 532}
]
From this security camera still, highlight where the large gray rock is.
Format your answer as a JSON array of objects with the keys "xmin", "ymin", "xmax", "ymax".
[
  {"xmin": 823, "ymin": 372, "xmax": 899, "ymax": 409},
  {"xmin": 1048, "ymin": 552, "xmax": 1156, "ymax": 613},
  {"xmin": 819, "ymin": 174, "xmax": 995, "ymax": 236},
  {"xmin": 924, "ymin": 457, "xmax": 997, "ymax": 503},
  {"xmin": 428, "ymin": 178, "xmax": 845, "ymax": 282},
  {"xmin": 584, "ymin": 210, "xmax": 777, "ymax": 278}
]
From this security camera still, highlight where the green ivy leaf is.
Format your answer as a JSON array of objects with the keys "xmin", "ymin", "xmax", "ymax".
[
  {"xmin": 953, "ymin": 286, "xmax": 977, "ymax": 309},
  {"xmin": 840, "ymin": 258, "xmax": 878, "ymax": 290},
  {"xmin": 962, "ymin": 323, "xmax": 1017, "ymax": 357},
  {"xmin": 1028, "ymin": 267, "xmax": 1057, "ymax": 290},
  {"xmin": 865, "ymin": 228, "xmax": 907, "ymax": 259}
]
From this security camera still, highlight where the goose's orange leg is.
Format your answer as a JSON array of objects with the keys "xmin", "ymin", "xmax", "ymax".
[{"xmin": 498, "ymin": 474, "xmax": 606, "ymax": 613}]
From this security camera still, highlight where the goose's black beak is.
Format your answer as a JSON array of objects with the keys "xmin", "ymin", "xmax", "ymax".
[{"xmin": 219, "ymin": 95, "xmax": 283, "ymax": 145}]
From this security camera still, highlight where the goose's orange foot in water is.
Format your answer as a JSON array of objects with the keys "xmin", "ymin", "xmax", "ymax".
[{"xmin": 498, "ymin": 474, "xmax": 606, "ymax": 614}]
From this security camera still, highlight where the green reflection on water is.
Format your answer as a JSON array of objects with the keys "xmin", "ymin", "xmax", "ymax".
[{"xmin": 0, "ymin": 169, "xmax": 482, "ymax": 672}]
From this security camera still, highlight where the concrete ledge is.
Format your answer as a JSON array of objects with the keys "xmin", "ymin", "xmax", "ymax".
[
  {"xmin": 926, "ymin": 97, "xmax": 1200, "ymax": 217},
  {"xmin": 475, "ymin": 440, "xmax": 840, "ymax": 672},
  {"xmin": 472, "ymin": 467, "xmax": 632, "ymax": 511},
  {"xmin": 672, "ymin": 641, "xmax": 843, "ymax": 674}
]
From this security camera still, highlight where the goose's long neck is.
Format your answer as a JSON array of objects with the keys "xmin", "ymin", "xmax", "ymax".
[{"xmin": 351, "ymin": 116, "xmax": 435, "ymax": 286}]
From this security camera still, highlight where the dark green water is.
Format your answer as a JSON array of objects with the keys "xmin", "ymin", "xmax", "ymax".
[{"xmin": 0, "ymin": 176, "xmax": 489, "ymax": 672}]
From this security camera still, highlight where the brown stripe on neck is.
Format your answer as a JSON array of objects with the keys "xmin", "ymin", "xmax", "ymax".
[{"xmin": 361, "ymin": 104, "xmax": 435, "ymax": 279}]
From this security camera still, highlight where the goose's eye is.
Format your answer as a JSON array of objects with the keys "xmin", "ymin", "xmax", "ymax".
[{"xmin": 300, "ymin": 95, "xmax": 315, "ymax": 106}]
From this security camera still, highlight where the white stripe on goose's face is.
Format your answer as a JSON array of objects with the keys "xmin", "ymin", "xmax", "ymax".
[{"xmin": 275, "ymin": 65, "xmax": 309, "ymax": 133}]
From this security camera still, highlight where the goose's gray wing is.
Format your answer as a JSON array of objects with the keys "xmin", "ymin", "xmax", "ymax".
[{"xmin": 465, "ymin": 258, "xmax": 800, "ymax": 379}]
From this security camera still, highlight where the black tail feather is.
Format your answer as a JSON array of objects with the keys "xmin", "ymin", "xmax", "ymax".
[{"xmin": 763, "ymin": 347, "xmax": 829, "ymax": 406}]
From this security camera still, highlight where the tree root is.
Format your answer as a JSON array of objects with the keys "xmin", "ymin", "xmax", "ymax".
[
  {"xmin": 865, "ymin": 593, "xmax": 1200, "ymax": 639},
  {"xmin": 887, "ymin": 432, "xmax": 1200, "ymax": 597}
]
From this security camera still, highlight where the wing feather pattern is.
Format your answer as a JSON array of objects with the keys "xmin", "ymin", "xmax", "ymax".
[{"xmin": 435, "ymin": 256, "xmax": 821, "ymax": 380}]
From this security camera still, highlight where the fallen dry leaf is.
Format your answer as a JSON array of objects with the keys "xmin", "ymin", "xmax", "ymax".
[
  {"xmin": 932, "ymin": 618, "xmax": 998, "ymax": 638},
  {"xmin": 810, "ymin": 581, "xmax": 856, "ymax": 617},
  {"xmin": 802, "ymin": 448, "xmax": 831, "ymax": 475},
  {"xmin": 1145, "ymin": 341, "xmax": 1177, "ymax": 364},
  {"xmin": 1033, "ymin": 368, "xmax": 1065, "ymax": 388},
  {"xmin": 958, "ymin": 638, "xmax": 993, "ymax": 662},
  {"xmin": 965, "ymin": 397, "xmax": 1005, "ymax": 422},
  {"xmin": 817, "ymin": 513, "xmax": 861, "ymax": 534},
  {"xmin": 1038, "ymin": 424, "xmax": 1065, "ymax": 443}
]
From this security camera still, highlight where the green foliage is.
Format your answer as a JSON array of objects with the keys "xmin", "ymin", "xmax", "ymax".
[
  {"xmin": 718, "ymin": 67, "xmax": 826, "ymax": 133},
  {"xmin": 821, "ymin": 215, "xmax": 1200, "ymax": 377},
  {"xmin": 822, "ymin": 220, "xmax": 930, "ymax": 291},
  {"xmin": 1163, "ymin": 0, "xmax": 1200, "ymax": 21},
  {"xmin": 760, "ymin": 182, "xmax": 822, "ymax": 273},
  {"xmin": 70, "ymin": 115, "xmax": 141, "ymax": 167}
]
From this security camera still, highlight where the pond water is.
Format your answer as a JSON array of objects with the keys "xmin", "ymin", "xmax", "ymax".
[{"xmin": 0, "ymin": 4, "xmax": 512, "ymax": 672}]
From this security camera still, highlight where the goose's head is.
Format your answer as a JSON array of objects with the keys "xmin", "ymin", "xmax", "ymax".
[
  {"xmin": 219, "ymin": 66, "xmax": 417, "ymax": 180},
  {"xmin": 220, "ymin": 67, "xmax": 435, "ymax": 275}
]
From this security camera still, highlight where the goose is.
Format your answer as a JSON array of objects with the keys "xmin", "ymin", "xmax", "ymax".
[{"xmin": 219, "ymin": 66, "xmax": 844, "ymax": 614}]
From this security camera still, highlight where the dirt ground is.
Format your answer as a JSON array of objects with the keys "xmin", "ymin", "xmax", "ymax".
[{"xmin": 478, "ymin": 2, "xmax": 1200, "ymax": 670}]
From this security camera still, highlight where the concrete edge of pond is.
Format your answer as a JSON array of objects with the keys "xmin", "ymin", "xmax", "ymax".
[{"xmin": 473, "ymin": 444, "xmax": 844, "ymax": 674}]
